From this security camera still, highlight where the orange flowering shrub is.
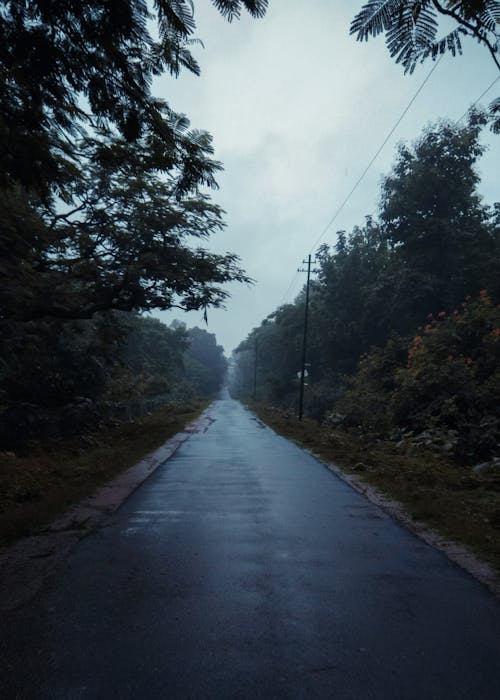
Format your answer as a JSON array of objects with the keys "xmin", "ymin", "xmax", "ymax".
[{"xmin": 337, "ymin": 293, "xmax": 500, "ymax": 462}]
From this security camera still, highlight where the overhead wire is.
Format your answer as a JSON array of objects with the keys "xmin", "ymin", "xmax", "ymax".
[
  {"xmin": 277, "ymin": 55, "xmax": 444, "ymax": 307},
  {"xmin": 308, "ymin": 55, "xmax": 443, "ymax": 255},
  {"xmin": 277, "ymin": 59, "xmax": 499, "ymax": 308},
  {"xmin": 455, "ymin": 74, "xmax": 500, "ymax": 124}
]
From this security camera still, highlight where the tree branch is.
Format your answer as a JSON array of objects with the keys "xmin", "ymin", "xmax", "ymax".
[{"xmin": 432, "ymin": 0, "xmax": 500, "ymax": 71}]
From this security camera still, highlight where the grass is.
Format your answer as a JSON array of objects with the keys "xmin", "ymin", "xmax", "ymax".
[
  {"xmin": 0, "ymin": 400, "xmax": 208, "ymax": 547},
  {"xmin": 250, "ymin": 403, "xmax": 500, "ymax": 574}
]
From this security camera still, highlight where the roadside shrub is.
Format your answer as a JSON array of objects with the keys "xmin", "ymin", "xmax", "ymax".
[
  {"xmin": 392, "ymin": 292, "xmax": 500, "ymax": 461},
  {"xmin": 336, "ymin": 293, "xmax": 500, "ymax": 462},
  {"xmin": 336, "ymin": 334, "xmax": 407, "ymax": 434}
]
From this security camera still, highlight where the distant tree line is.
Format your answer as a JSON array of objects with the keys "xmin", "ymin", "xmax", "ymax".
[
  {"xmin": 230, "ymin": 114, "xmax": 500, "ymax": 463},
  {"xmin": 0, "ymin": 315, "xmax": 226, "ymax": 447}
]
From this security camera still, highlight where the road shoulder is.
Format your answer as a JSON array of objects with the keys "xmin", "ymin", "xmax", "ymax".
[{"xmin": 0, "ymin": 407, "xmax": 215, "ymax": 612}]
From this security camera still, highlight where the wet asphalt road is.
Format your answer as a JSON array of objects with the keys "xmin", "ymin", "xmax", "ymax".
[{"xmin": 3, "ymin": 396, "xmax": 500, "ymax": 699}]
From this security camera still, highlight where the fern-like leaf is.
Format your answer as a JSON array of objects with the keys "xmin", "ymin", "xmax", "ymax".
[
  {"xmin": 351, "ymin": 0, "xmax": 412, "ymax": 40},
  {"xmin": 211, "ymin": 0, "xmax": 268, "ymax": 22}
]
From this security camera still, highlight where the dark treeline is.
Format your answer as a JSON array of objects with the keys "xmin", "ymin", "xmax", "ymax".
[
  {"xmin": 230, "ymin": 115, "xmax": 500, "ymax": 464},
  {"xmin": 0, "ymin": 315, "xmax": 226, "ymax": 447},
  {"xmin": 1, "ymin": 1, "xmax": 265, "ymax": 449}
]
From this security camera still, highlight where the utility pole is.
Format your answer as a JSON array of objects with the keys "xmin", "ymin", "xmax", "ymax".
[
  {"xmin": 252, "ymin": 336, "xmax": 258, "ymax": 401},
  {"xmin": 298, "ymin": 254, "xmax": 312, "ymax": 421}
]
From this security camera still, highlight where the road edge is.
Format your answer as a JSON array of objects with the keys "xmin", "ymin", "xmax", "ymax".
[
  {"xmin": 0, "ymin": 406, "xmax": 215, "ymax": 612},
  {"xmin": 318, "ymin": 454, "xmax": 500, "ymax": 599},
  {"xmin": 247, "ymin": 405, "xmax": 500, "ymax": 599}
]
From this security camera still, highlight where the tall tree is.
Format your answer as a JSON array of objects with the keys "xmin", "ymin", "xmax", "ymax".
[
  {"xmin": 184, "ymin": 326, "xmax": 227, "ymax": 395},
  {"xmin": 379, "ymin": 111, "xmax": 498, "ymax": 324},
  {"xmin": 230, "ymin": 115, "xmax": 499, "ymax": 418},
  {"xmin": 1, "ymin": 1, "xmax": 266, "ymax": 325}
]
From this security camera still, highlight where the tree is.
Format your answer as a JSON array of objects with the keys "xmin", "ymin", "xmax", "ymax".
[
  {"xmin": 107, "ymin": 315, "xmax": 190, "ymax": 399},
  {"xmin": 1, "ymin": 1, "xmax": 265, "ymax": 327},
  {"xmin": 351, "ymin": 1, "xmax": 500, "ymax": 130},
  {"xmin": 313, "ymin": 219, "xmax": 392, "ymax": 375},
  {"xmin": 351, "ymin": 1, "xmax": 500, "ymax": 73},
  {"xmin": 230, "ymin": 116, "xmax": 499, "ymax": 420},
  {"xmin": 379, "ymin": 112, "xmax": 499, "ymax": 324},
  {"xmin": 1, "ymin": 135, "xmax": 250, "ymax": 322},
  {"xmin": 1, "ymin": 0, "xmax": 269, "ymax": 194},
  {"xmin": 184, "ymin": 326, "xmax": 227, "ymax": 395}
]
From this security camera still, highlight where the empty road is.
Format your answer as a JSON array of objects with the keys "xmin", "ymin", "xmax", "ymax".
[{"xmin": 2, "ymin": 396, "xmax": 500, "ymax": 699}]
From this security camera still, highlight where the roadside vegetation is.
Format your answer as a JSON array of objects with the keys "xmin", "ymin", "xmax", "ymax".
[
  {"xmin": 0, "ymin": 400, "xmax": 207, "ymax": 547},
  {"xmin": 0, "ymin": 315, "xmax": 226, "ymax": 546},
  {"xmin": 250, "ymin": 404, "xmax": 500, "ymax": 573},
  {"xmin": 231, "ymin": 115, "xmax": 500, "ymax": 571}
]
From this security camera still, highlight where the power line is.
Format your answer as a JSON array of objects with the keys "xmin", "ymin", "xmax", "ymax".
[
  {"xmin": 277, "ymin": 58, "xmax": 499, "ymax": 309},
  {"xmin": 455, "ymin": 75, "xmax": 500, "ymax": 124},
  {"xmin": 277, "ymin": 269, "xmax": 301, "ymax": 307},
  {"xmin": 308, "ymin": 55, "xmax": 443, "ymax": 255},
  {"xmin": 277, "ymin": 56, "xmax": 444, "ymax": 308}
]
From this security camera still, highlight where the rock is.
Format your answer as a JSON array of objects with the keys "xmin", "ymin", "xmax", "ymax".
[
  {"xmin": 473, "ymin": 461, "xmax": 493, "ymax": 474},
  {"xmin": 353, "ymin": 462, "xmax": 367, "ymax": 472},
  {"xmin": 441, "ymin": 442, "xmax": 454, "ymax": 454},
  {"xmin": 323, "ymin": 412, "xmax": 346, "ymax": 427}
]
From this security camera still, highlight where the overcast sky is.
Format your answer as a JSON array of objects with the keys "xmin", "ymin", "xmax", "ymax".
[{"xmin": 153, "ymin": 0, "xmax": 499, "ymax": 354}]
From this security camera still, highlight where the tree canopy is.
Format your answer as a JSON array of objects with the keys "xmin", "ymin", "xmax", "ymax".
[
  {"xmin": 230, "ymin": 116, "xmax": 500, "ymax": 450},
  {"xmin": 1, "ymin": 1, "xmax": 267, "ymax": 326},
  {"xmin": 351, "ymin": 1, "xmax": 500, "ymax": 73},
  {"xmin": 1, "ymin": 0, "xmax": 268, "ymax": 193},
  {"xmin": 351, "ymin": 1, "xmax": 500, "ymax": 130},
  {"xmin": 1, "ymin": 134, "xmax": 249, "ymax": 322}
]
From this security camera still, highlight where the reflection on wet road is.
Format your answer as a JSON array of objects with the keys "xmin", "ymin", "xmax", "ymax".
[{"xmin": 3, "ymin": 396, "xmax": 500, "ymax": 699}]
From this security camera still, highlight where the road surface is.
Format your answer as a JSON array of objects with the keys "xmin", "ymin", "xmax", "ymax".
[{"xmin": 2, "ymin": 396, "xmax": 500, "ymax": 699}]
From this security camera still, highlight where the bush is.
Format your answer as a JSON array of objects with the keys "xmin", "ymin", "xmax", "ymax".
[
  {"xmin": 336, "ymin": 334, "xmax": 407, "ymax": 434},
  {"xmin": 336, "ymin": 293, "xmax": 500, "ymax": 462}
]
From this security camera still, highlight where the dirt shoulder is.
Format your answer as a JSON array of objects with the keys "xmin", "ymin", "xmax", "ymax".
[
  {"xmin": 0, "ymin": 401, "xmax": 214, "ymax": 611},
  {"xmin": 0, "ymin": 400, "xmax": 208, "ymax": 548},
  {"xmin": 250, "ymin": 403, "xmax": 500, "ymax": 596}
]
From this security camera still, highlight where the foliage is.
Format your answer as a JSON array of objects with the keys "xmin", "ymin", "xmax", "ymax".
[
  {"xmin": 230, "ymin": 304, "xmax": 304, "ymax": 406},
  {"xmin": 183, "ymin": 325, "xmax": 228, "ymax": 395},
  {"xmin": 339, "ymin": 293, "xmax": 500, "ymax": 461},
  {"xmin": 0, "ymin": 315, "xmax": 121, "ymax": 409},
  {"xmin": 230, "ymin": 117, "xmax": 499, "ymax": 463},
  {"xmin": 1, "ymin": 0, "xmax": 268, "ymax": 194},
  {"xmin": 350, "ymin": 1, "xmax": 500, "ymax": 130},
  {"xmin": 1, "ymin": 135, "xmax": 249, "ymax": 323},
  {"xmin": 103, "ymin": 315, "xmax": 189, "ymax": 401},
  {"xmin": 1, "ymin": 0, "xmax": 263, "ymax": 343},
  {"xmin": 0, "ymin": 311, "xmax": 227, "ymax": 446},
  {"xmin": 312, "ymin": 218, "xmax": 393, "ymax": 375},
  {"xmin": 392, "ymin": 292, "xmax": 500, "ymax": 459},
  {"xmin": 335, "ymin": 334, "xmax": 409, "ymax": 434},
  {"xmin": 379, "ymin": 112, "xmax": 499, "ymax": 327},
  {"xmin": 351, "ymin": 1, "xmax": 500, "ymax": 73}
]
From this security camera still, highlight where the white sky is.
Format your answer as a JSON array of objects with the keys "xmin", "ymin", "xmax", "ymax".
[{"xmin": 153, "ymin": 0, "xmax": 499, "ymax": 353}]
